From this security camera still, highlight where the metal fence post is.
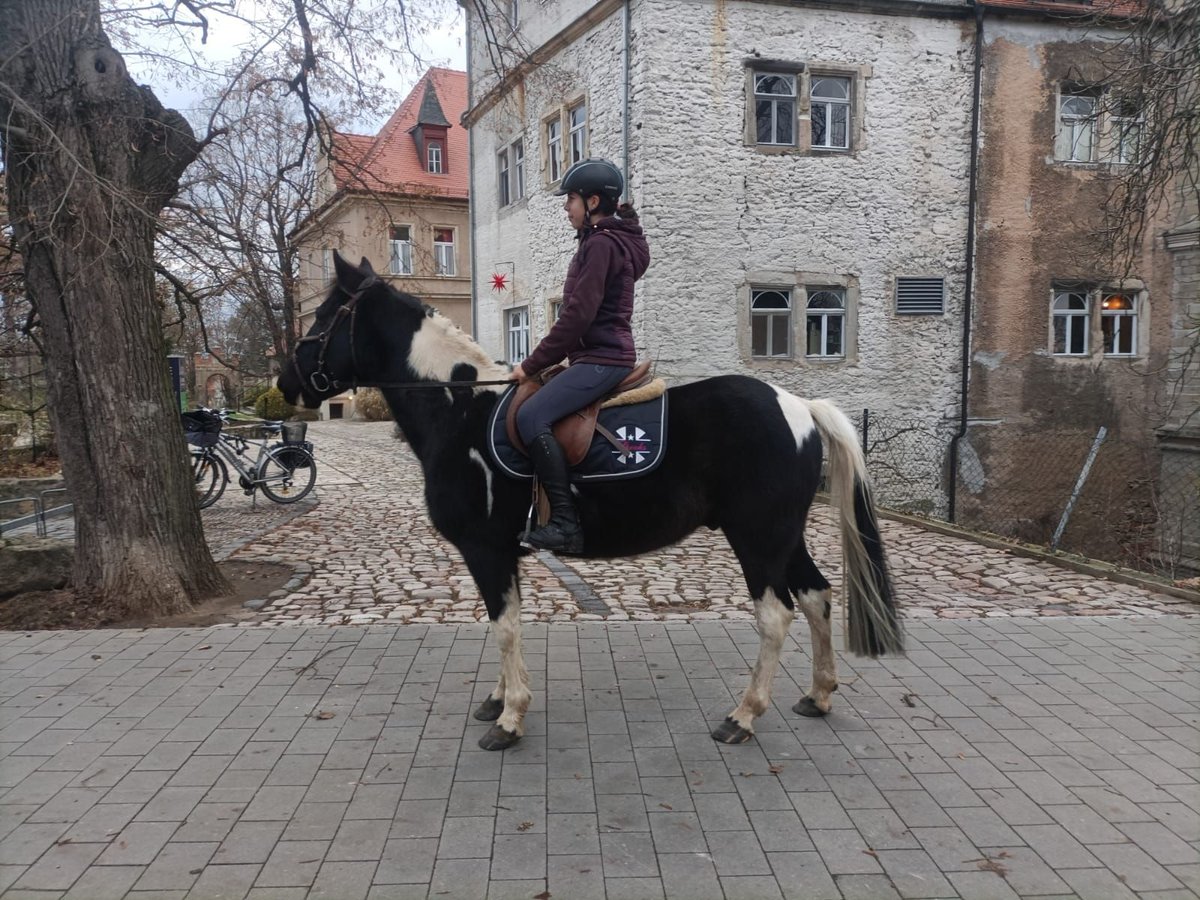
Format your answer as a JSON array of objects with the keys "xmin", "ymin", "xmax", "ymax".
[
  {"xmin": 861, "ymin": 408, "xmax": 869, "ymax": 456},
  {"xmin": 1051, "ymin": 426, "xmax": 1108, "ymax": 552}
]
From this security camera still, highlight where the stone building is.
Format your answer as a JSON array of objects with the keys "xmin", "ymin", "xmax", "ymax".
[{"xmin": 293, "ymin": 67, "xmax": 471, "ymax": 419}]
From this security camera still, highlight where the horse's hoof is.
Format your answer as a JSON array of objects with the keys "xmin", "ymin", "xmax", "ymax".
[
  {"xmin": 478, "ymin": 724, "xmax": 521, "ymax": 751},
  {"xmin": 473, "ymin": 697, "xmax": 504, "ymax": 721},
  {"xmin": 793, "ymin": 696, "xmax": 829, "ymax": 718},
  {"xmin": 711, "ymin": 717, "xmax": 754, "ymax": 744}
]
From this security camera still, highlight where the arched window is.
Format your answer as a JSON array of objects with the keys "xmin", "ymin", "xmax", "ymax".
[
  {"xmin": 751, "ymin": 288, "xmax": 791, "ymax": 358},
  {"xmin": 806, "ymin": 288, "xmax": 845, "ymax": 358},
  {"xmin": 1100, "ymin": 293, "xmax": 1136, "ymax": 356},
  {"xmin": 1052, "ymin": 289, "xmax": 1089, "ymax": 355}
]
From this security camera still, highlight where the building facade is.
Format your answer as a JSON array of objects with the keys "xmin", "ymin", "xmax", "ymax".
[{"xmin": 294, "ymin": 68, "xmax": 472, "ymax": 418}]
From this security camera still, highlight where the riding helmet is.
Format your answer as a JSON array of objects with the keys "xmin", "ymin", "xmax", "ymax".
[{"xmin": 554, "ymin": 157, "xmax": 623, "ymax": 201}]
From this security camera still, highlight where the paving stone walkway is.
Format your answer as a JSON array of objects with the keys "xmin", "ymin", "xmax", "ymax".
[
  {"xmin": 0, "ymin": 616, "xmax": 1197, "ymax": 899},
  {"xmin": 221, "ymin": 422, "xmax": 1196, "ymax": 627},
  {"xmin": 2, "ymin": 419, "xmax": 1198, "ymax": 899}
]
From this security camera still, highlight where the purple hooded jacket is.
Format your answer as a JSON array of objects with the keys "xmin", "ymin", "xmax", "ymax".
[{"xmin": 521, "ymin": 213, "xmax": 650, "ymax": 375}]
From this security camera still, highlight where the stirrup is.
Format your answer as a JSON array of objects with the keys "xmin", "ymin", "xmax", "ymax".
[{"xmin": 522, "ymin": 521, "xmax": 583, "ymax": 555}]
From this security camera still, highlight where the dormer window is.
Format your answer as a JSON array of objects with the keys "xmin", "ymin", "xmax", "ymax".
[{"xmin": 428, "ymin": 142, "xmax": 443, "ymax": 174}]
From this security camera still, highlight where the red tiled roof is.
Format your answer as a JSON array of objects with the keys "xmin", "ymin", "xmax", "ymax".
[
  {"xmin": 329, "ymin": 68, "xmax": 469, "ymax": 200},
  {"xmin": 978, "ymin": 0, "xmax": 1141, "ymax": 18}
]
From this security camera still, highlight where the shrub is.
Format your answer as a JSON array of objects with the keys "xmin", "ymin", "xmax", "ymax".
[
  {"xmin": 355, "ymin": 388, "xmax": 393, "ymax": 421},
  {"xmin": 255, "ymin": 387, "xmax": 295, "ymax": 421}
]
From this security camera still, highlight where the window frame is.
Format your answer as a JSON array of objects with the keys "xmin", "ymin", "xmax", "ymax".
[
  {"xmin": 427, "ymin": 141, "xmax": 443, "ymax": 174},
  {"xmin": 1051, "ymin": 287, "xmax": 1091, "ymax": 356},
  {"xmin": 810, "ymin": 74, "xmax": 852, "ymax": 152},
  {"xmin": 506, "ymin": 305, "xmax": 531, "ymax": 363},
  {"xmin": 750, "ymin": 286, "xmax": 794, "ymax": 359},
  {"xmin": 433, "ymin": 226, "xmax": 456, "ymax": 277},
  {"xmin": 745, "ymin": 62, "xmax": 868, "ymax": 156},
  {"xmin": 544, "ymin": 114, "xmax": 563, "ymax": 184},
  {"xmin": 498, "ymin": 148, "xmax": 511, "ymax": 207},
  {"xmin": 804, "ymin": 286, "xmax": 847, "ymax": 359},
  {"xmin": 753, "ymin": 70, "xmax": 798, "ymax": 147},
  {"xmin": 568, "ymin": 101, "xmax": 588, "ymax": 166},
  {"xmin": 388, "ymin": 226, "xmax": 413, "ymax": 276},
  {"xmin": 1100, "ymin": 291, "xmax": 1137, "ymax": 357}
]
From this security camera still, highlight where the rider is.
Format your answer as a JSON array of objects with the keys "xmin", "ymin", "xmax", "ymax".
[{"xmin": 509, "ymin": 158, "xmax": 651, "ymax": 554}]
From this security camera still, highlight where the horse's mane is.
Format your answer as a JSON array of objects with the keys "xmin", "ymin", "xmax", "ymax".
[{"xmin": 320, "ymin": 278, "xmax": 509, "ymax": 385}]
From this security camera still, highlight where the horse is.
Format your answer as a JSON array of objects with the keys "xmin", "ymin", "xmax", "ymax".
[{"xmin": 278, "ymin": 253, "xmax": 902, "ymax": 751}]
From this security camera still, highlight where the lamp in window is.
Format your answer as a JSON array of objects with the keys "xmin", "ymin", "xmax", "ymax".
[{"xmin": 1101, "ymin": 294, "xmax": 1132, "ymax": 310}]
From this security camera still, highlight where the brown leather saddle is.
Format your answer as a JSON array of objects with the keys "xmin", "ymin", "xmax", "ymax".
[{"xmin": 505, "ymin": 360, "xmax": 655, "ymax": 465}]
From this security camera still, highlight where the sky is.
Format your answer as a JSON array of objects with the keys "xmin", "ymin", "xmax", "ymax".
[{"xmin": 119, "ymin": 1, "xmax": 468, "ymax": 135}]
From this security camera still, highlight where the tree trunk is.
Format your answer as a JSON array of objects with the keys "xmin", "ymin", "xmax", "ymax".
[{"xmin": 0, "ymin": 0, "xmax": 230, "ymax": 614}]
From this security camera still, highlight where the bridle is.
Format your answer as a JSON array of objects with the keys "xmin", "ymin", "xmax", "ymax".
[{"xmin": 292, "ymin": 276, "xmax": 512, "ymax": 395}]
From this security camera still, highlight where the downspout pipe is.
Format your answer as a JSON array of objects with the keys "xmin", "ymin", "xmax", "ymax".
[
  {"xmin": 465, "ymin": 5, "xmax": 480, "ymax": 338},
  {"xmin": 948, "ymin": 0, "xmax": 984, "ymax": 523},
  {"xmin": 622, "ymin": 0, "xmax": 631, "ymax": 200}
]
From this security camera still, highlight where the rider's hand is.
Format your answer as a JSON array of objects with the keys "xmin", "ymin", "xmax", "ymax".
[{"xmin": 509, "ymin": 364, "xmax": 526, "ymax": 382}]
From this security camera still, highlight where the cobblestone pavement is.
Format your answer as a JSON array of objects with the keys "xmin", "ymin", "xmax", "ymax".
[
  {"xmin": 219, "ymin": 421, "xmax": 1195, "ymax": 627},
  {"xmin": 0, "ymin": 616, "xmax": 1197, "ymax": 899}
]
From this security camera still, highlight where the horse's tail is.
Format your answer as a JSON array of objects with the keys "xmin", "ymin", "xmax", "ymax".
[{"xmin": 803, "ymin": 399, "xmax": 903, "ymax": 657}]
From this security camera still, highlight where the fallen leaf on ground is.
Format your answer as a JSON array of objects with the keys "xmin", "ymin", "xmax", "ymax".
[
  {"xmin": 517, "ymin": 821, "xmax": 534, "ymax": 832},
  {"xmin": 311, "ymin": 710, "xmax": 335, "ymax": 720},
  {"xmin": 768, "ymin": 765, "xmax": 784, "ymax": 774}
]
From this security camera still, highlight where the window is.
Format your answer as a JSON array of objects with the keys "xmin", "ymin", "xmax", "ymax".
[
  {"xmin": 434, "ymin": 227, "xmax": 456, "ymax": 276},
  {"xmin": 751, "ymin": 288, "xmax": 792, "ymax": 358},
  {"xmin": 498, "ymin": 149, "xmax": 510, "ymax": 207},
  {"xmin": 547, "ymin": 118, "xmax": 563, "ymax": 182},
  {"xmin": 427, "ymin": 142, "xmax": 443, "ymax": 174},
  {"xmin": 754, "ymin": 72, "xmax": 796, "ymax": 146},
  {"xmin": 568, "ymin": 103, "xmax": 587, "ymax": 165},
  {"xmin": 1108, "ymin": 97, "xmax": 1141, "ymax": 165},
  {"xmin": 1100, "ymin": 292, "xmax": 1136, "ymax": 355},
  {"xmin": 389, "ymin": 226, "xmax": 412, "ymax": 276},
  {"xmin": 550, "ymin": 299, "xmax": 563, "ymax": 321},
  {"xmin": 498, "ymin": 138, "xmax": 524, "ymax": 207},
  {"xmin": 1057, "ymin": 89, "xmax": 1098, "ymax": 162},
  {"xmin": 805, "ymin": 288, "xmax": 845, "ymax": 358},
  {"xmin": 507, "ymin": 306, "xmax": 530, "ymax": 363},
  {"xmin": 513, "ymin": 139, "xmax": 525, "ymax": 199},
  {"xmin": 1052, "ymin": 288, "xmax": 1090, "ymax": 355},
  {"xmin": 811, "ymin": 75, "xmax": 851, "ymax": 151},
  {"xmin": 321, "ymin": 247, "xmax": 332, "ymax": 280}
]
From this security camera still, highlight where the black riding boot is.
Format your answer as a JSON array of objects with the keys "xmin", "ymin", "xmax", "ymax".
[{"xmin": 525, "ymin": 433, "xmax": 584, "ymax": 554}]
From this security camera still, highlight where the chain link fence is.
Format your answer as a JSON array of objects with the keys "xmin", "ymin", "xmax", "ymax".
[
  {"xmin": 0, "ymin": 355, "xmax": 53, "ymax": 470},
  {"xmin": 851, "ymin": 410, "xmax": 1200, "ymax": 581}
]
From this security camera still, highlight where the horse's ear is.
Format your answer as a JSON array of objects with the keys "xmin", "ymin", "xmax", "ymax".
[
  {"xmin": 332, "ymin": 251, "xmax": 366, "ymax": 290},
  {"xmin": 359, "ymin": 257, "xmax": 378, "ymax": 277}
]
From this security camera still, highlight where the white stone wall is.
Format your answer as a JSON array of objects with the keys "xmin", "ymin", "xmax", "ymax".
[{"xmin": 469, "ymin": 0, "xmax": 975, "ymax": 417}]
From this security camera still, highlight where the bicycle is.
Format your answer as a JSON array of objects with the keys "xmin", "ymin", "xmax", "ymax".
[{"xmin": 183, "ymin": 409, "xmax": 317, "ymax": 508}]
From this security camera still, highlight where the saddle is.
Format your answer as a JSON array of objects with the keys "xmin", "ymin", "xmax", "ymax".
[{"xmin": 505, "ymin": 360, "xmax": 658, "ymax": 465}]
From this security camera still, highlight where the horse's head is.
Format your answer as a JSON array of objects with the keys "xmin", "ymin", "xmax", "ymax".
[
  {"xmin": 279, "ymin": 250, "xmax": 509, "ymax": 408},
  {"xmin": 279, "ymin": 252, "xmax": 423, "ymax": 407}
]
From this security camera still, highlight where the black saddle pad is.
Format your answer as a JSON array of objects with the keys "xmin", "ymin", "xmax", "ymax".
[{"xmin": 487, "ymin": 385, "xmax": 668, "ymax": 482}]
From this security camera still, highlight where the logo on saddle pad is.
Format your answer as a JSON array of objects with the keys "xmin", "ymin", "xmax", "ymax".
[
  {"xmin": 614, "ymin": 426, "xmax": 650, "ymax": 465},
  {"xmin": 488, "ymin": 389, "xmax": 668, "ymax": 482}
]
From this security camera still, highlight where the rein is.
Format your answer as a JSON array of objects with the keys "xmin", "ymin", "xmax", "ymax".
[{"xmin": 293, "ymin": 278, "xmax": 514, "ymax": 394}]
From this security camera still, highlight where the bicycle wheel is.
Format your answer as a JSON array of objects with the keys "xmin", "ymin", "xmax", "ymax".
[
  {"xmin": 257, "ymin": 445, "xmax": 316, "ymax": 503},
  {"xmin": 191, "ymin": 449, "xmax": 227, "ymax": 509}
]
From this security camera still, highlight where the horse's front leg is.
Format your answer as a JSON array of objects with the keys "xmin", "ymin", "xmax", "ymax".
[
  {"xmin": 462, "ymin": 544, "xmax": 530, "ymax": 751},
  {"xmin": 713, "ymin": 588, "xmax": 795, "ymax": 744}
]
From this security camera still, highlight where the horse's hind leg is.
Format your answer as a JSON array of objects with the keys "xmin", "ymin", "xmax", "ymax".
[
  {"xmin": 789, "ymin": 544, "xmax": 838, "ymax": 717},
  {"xmin": 463, "ymin": 546, "xmax": 530, "ymax": 750},
  {"xmin": 712, "ymin": 584, "xmax": 796, "ymax": 744}
]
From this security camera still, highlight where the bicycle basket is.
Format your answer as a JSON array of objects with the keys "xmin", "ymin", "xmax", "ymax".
[
  {"xmin": 281, "ymin": 421, "xmax": 308, "ymax": 444},
  {"xmin": 181, "ymin": 410, "xmax": 222, "ymax": 448}
]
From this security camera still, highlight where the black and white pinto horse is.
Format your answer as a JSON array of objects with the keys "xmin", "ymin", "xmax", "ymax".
[{"xmin": 279, "ymin": 254, "xmax": 903, "ymax": 750}]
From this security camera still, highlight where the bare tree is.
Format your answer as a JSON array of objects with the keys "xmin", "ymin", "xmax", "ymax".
[{"xmin": 0, "ymin": 0, "xmax": 459, "ymax": 615}]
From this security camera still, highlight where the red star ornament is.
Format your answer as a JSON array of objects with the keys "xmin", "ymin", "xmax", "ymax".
[{"xmin": 491, "ymin": 272, "xmax": 509, "ymax": 292}]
